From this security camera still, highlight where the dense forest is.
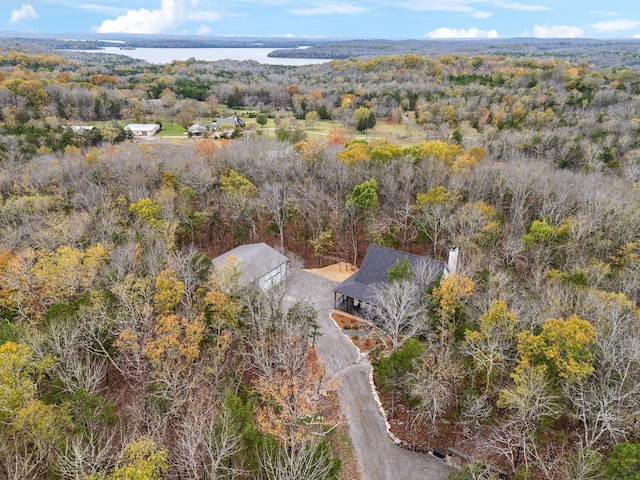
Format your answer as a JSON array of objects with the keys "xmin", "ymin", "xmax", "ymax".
[{"xmin": 1, "ymin": 39, "xmax": 640, "ymax": 480}]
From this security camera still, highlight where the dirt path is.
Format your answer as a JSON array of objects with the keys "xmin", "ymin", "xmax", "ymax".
[{"xmin": 285, "ymin": 268, "xmax": 452, "ymax": 480}]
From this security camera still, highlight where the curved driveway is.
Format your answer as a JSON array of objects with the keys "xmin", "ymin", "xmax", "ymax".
[{"xmin": 285, "ymin": 269, "xmax": 452, "ymax": 480}]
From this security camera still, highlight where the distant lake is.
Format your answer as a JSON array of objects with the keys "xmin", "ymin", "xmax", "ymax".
[{"xmin": 77, "ymin": 47, "xmax": 332, "ymax": 66}]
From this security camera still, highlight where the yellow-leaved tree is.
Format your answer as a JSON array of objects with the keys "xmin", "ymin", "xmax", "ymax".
[
  {"xmin": 153, "ymin": 269, "xmax": 185, "ymax": 315},
  {"xmin": 0, "ymin": 342, "xmax": 71, "ymax": 479},
  {"xmin": 107, "ymin": 436, "xmax": 168, "ymax": 480},
  {"xmin": 516, "ymin": 315, "xmax": 597, "ymax": 383},
  {"xmin": 463, "ymin": 300, "xmax": 518, "ymax": 393},
  {"xmin": 430, "ymin": 273, "xmax": 474, "ymax": 347}
]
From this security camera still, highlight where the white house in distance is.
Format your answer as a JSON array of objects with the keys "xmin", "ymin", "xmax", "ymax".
[
  {"xmin": 125, "ymin": 123, "xmax": 160, "ymax": 136},
  {"xmin": 212, "ymin": 243, "xmax": 288, "ymax": 291},
  {"xmin": 64, "ymin": 125, "xmax": 95, "ymax": 134}
]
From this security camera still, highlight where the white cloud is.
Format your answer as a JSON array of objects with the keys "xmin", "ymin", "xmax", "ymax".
[
  {"xmin": 398, "ymin": 0, "xmax": 479, "ymax": 15},
  {"xmin": 591, "ymin": 19, "xmax": 640, "ymax": 31},
  {"xmin": 398, "ymin": 0, "xmax": 544, "ymax": 15},
  {"xmin": 290, "ymin": 3, "xmax": 369, "ymax": 16},
  {"xmin": 531, "ymin": 24, "xmax": 584, "ymax": 38},
  {"xmin": 78, "ymin": 3, "xmax": 128, "ymax": 15},
  {"xmin": 94, "ymin": 0, "xmax": 220, "ymax": 34},
  {"xmin": 424, "ymin": 27, "xmax": 499, "ymax": 39},
  {"xmin": 471, "ymin": 11, "xmax": 493, "ymax": 19},
  {"xmin": 588, "ymin": 11, "xmax": 620, "ymax": 17},
  {"xmin": 197, "ymin": 25, "xmax": 211, "ymax": 35},
  {"xmin": 10, "ymin": 4, "xmax": 37, "ymax": 24},
  {"xmin": 491, "ymin": 1, "xmax": 547, "ymax": 12}
]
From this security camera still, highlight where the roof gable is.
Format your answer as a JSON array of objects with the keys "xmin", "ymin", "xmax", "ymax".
[
  {"xmin": 335, "ymin": 245, "xmax": 445, "ymax": 305},
  {"xmin": 211, "ymin": 114, "xmax": 245, "ymax": 129}
]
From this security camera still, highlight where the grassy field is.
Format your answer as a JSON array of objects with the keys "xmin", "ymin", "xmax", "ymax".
[
  {"xmin": 242, "ymin": 115, "xmax": 428, "ymax": 147},
  {"xmin": 157, "ymin": 123, "xmax": 186, "ymax": 136},
  {"xmin": 105, "ymin": 110, "xmax": 432, "ymax": 147}
]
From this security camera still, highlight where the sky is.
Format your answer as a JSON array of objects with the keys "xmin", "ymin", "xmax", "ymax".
[{"xmin": 2, "ymin": 0, "xmax": 640, "ymax": 40}]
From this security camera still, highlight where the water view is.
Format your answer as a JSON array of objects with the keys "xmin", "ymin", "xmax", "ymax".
[{"xmin": 84, "ymin": 46, "xmax": 332, "ymax": 66}]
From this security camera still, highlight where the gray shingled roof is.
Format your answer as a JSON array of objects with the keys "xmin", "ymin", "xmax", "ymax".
[
  {"xmin": 212, "ymin": 243, "xmax": 287, "ymax": 287},
  {"xmin": 335, "ymin": 245, "xmax": 445, "ymax": 305}
]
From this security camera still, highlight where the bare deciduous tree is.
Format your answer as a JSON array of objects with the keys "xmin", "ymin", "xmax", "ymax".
[{"xmin": 370, "ymin": 279, "xmax": 427, "ymax": 352}]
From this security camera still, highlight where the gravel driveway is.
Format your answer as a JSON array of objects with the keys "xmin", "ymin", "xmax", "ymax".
[{"xmin": 285, "ymin": 269, "xmax": 452, "ymax": 480}]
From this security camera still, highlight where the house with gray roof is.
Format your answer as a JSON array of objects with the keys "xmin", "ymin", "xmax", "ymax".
[
  {"xmin": 334, "ymin": 244, "xmax": 452, "ymax": 315},
  {"xmin": 212, "ymin": 243, "xmax": 288, "ymax": 290},
  {"xmin": 187, "ymin": 123, "xmax": 207, "ymax": 137},
  {"xmin": 209, "ymin": 113, "xmax": 245, "ymax": 132}
]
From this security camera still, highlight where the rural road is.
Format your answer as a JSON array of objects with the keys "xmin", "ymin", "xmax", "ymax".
[{"xmin": 285, "ymin": 269, "xmax": 452, "ymax": 480}]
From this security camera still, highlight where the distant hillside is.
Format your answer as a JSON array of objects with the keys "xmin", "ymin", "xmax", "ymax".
[
  {"xmin": 2, "ymin": 34, "xmax": 640, "ymax": 68},
  {"xmin": 267, "ymin": 38, "xmax": 640, "ymax": 68}
]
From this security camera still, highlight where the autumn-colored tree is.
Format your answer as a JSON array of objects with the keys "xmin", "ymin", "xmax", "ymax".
[
  {"xmin": 294, "ymin": 140, "xmax": 326, "ymax": 167},
  {"xmin": 90, "ymin": 74, "xmax": 118, "ymax": 86},
  {"xmin": 0, "ymin": 248, "xmax": 37, "ymax": 318},
  {"xmin": 254, "ymin": 369, "xmax": 323, "ymax": 449},
  {"xmin": 404, "ymin": 140, "xmax": 464, "ymax": 165},
  {"xmin": 0, "ymin": 342, "xmax": 70, "ymax": 480},
  {"xmin": 193, "ymin": 138, "xmax": 220, "ymax": 159},
  {"xmin": 326, "ymin": 126, "xmax": 345, "ymax": 146},
  {"xmin": 368, "ymin": 139, "xmax": 403, "ymax": 163},
  {"xmin": 220, "ymin": 168, "xmax": 257, "ymax": 198},
  {"xmin": 463, "ymin": 300, "xmax": 518, "ymax": 393},
  {"xmin": 493, "ymin": 362, "xmax": 562, "ymax": 475},
  {"xmin": 153, "ymin": 269, "xmax": 185, "ymax": 315},
  {"xmin": 354, "ymin": 106, "xmax": 376, "ymax": 133},
  {"xmin": 452, "ymin": 199, "xmax": 501, "ymax": 251},
  {"xmin": 16, "ymin": 79, "xmax": 47, "ymax": 109},
  {"xmin": 339, "ymin": 93, "xmax": 355, "ymax": 108},
  {"xmin": 516, "ymin": 315, "xmax": 597, "ymax": 383},
  {"xmin": 430, "ymin": 273, "xmax": 474, "ymax": 346},
  {"xmin": 109, "ymin": 437, "xmax": 168, "ymax": 480},
  {"xmin": 336, "ymin": 141, "xmax": 369, "ymax": 164},
  {"xmin": 32, "ymin": 245, "xmax": 107, "ymax": 306},
  {"xmin": 413, "ymin": 185, "xmax": 461, "ymax": 255},
  {"xmin": 305, "ymin": 110, "xmax": 319, "ymax": 129},
  {"xmin": 443, "ymin": 104, "xmax": 457, "ymax": 127},
  {"xmin": 143, "ymin": 313, "xmax": 205, "ymax": 371},
  {"xmin": 309, "ymin": 229, "xmax": 334, "ymax": 266},
  {"xmin": 0, "ymin": 245, "xmax": 108, "ymax": 319},
  {"xmin": 202, "ymin": 255, "xmax": 243, "ymax": 361},
  {"xmin": 129, "ymin": 198, "xmax": 164, "ymax": 230}
]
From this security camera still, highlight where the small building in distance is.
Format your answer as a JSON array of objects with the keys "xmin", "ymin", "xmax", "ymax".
[
  {"xmin": 187, "ymin": 123, "xmax": 207, "ymax": 137},
  {"xmin": 334, "ymin": 244, "xmax": 454, "ymax": 316},
  {"xmin": 210, "ymin": 113, "xmax": 245, "ymax": 132},
  {"xmin": 212, "ymin": 243, "xmax": 288, "ymax": 291},
  {"xmin": 125, "ymin": 123, "xmax": 160, "ymax": 136},
  {"xmin": 64, "ymin": 125, "xmax": 95, "ymax": 134}
]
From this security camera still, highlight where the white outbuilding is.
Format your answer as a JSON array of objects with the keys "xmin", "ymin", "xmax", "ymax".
[
  {"xmin": 125, "ymin": 123, "xmax": 160, "ymax": 136},
  {"xmin": 212, "ymin": 243, "xmax": 288, "ymax": 291}
]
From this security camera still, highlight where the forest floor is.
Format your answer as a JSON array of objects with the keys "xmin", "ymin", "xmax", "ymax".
[{"xmin": 303, "ymin": 261, "xmax": 357, "ymax": 282}]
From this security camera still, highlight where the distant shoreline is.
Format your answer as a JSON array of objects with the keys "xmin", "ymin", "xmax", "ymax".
[{"xmin": 66, "ymin": 46, "xmax": 333, "ymax": 66}]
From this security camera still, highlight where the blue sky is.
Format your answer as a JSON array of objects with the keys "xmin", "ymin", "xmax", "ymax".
[{"xmin": 2, "ymin": 0, "xmax": 640, "ymax": 40}]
